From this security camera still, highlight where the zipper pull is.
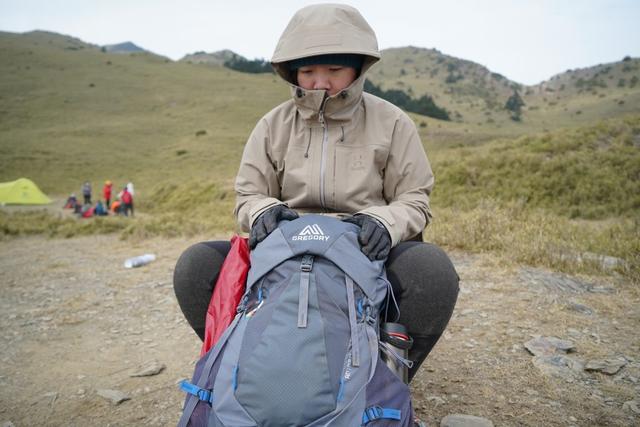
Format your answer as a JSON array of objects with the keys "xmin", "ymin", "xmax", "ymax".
[{"xmin": 318, "ymin": 110, "xmax": 325, "ymax": 128}]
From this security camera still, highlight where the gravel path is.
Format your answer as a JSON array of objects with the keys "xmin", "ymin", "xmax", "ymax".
[{"xmin": 0, "ymin": 235, "xmax": 638, "ymax": 426}]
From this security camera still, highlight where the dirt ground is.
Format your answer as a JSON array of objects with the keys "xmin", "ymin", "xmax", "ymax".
[{"xmin": 0, "ymin": 234, "xmax": 638, "ymax": 426}]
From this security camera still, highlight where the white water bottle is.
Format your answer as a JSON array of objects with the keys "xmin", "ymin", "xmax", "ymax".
[{"xmin": 124, "ymin": 254, "xmax": 156, "ymax": 268}]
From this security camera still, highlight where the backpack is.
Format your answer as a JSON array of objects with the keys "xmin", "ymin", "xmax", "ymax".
[
  {"xmin": 178, "ymin": 215, "xmax": 415, "ymax": 426},
  {"xmin": 121, "ymin": 190, "xmax": 132, "ymax": 204}
]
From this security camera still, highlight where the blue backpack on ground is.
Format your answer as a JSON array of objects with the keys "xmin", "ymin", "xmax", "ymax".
[{"xmin": 178, "ymin": 215, "xmax": 415, "ymax": 426}]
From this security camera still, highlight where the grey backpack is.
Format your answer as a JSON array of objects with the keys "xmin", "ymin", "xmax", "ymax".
[{"xmin": 178, "ymin": 215, "xmax": 414, "ymax": 426}]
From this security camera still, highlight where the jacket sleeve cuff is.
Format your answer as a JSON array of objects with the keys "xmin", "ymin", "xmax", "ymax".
[
  {"xmin": 357, "ymin": 207, "xmax": 401, "ymax": 247},
  {"xmin": 249, "ymin": 198, "xmax": 285, "ymax": 228}
]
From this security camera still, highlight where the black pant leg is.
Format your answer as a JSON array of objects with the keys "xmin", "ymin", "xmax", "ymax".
[
  {"xmin": 385, "ymin": 242, "xmax": 459, "ymax": 381},
  {"xmin": 173, "ymin": 241, "xmax": 231, "ymax": 340}
]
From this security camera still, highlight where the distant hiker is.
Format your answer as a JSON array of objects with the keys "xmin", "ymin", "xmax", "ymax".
[
  {"xmin": 81, "ymin": 181, "xmax": 92, "ymax": 205},
  {"xmin": 111, "ymin": 199, "xmax": 122, "ymax": 215},
  {"xmin": 103, "ymin": 180, "xmax": 113, "ymax": 209},
  {"xmin": 94, "ymin": 200, "xmax": 108, "ymax": 216},
  {"xmin": 121, "ymin": 187, "xmax": 133, "ymax": 217},
  {"xmin": 126, "ymin": 181, "xmax": 135, "ymax": 196},
  {"xmin": 63, "ymin": 193, "xmax": 78, "ymax": 209},
  {"xmin": 173, "ymin": 4, "xmax": 458, "ymax": 425},
  {"xmin": 81, "ymin": 203, "xmax": 94, "ymax": 218}
]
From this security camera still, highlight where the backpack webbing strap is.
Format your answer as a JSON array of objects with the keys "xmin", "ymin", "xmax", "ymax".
[
  {"xmin": 298, "ymin": 255, "xmax": 314, "ymax": 328},
  {"xmin": 178, "ymin": 313, "xmax": 243, "ymax": 427},
  {"xmin": 361, "ymin": 406, "xmax": 402, "ymax": 425},
  {"xmin": 345, "ymin": 275, "xmax": 360, "ymax": 367},
  {"xmin": 179, "ymin": 380, "xmax": 214, "ymax": 405}
]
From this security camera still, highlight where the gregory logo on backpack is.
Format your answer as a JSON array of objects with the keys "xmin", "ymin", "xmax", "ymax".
[{"xmin": 292, "ymin": 224, "xmax": 330, "ymax": 241}]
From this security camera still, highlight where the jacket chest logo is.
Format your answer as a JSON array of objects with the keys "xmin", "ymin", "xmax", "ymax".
[{"xmin": 350, "ymin": 153, "xmax": 365, "ymax": 171}]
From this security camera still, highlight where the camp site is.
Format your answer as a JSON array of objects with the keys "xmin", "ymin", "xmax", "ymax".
[{"xmin": 1, "ymin": 2, "xmax": 639, "ymax": 426}]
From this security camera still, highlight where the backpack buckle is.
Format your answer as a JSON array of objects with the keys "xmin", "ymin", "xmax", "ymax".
[
  {"xmin": 364, "ymin": 305, "xmax": 376, "ymax": 325},
  {"xmin": 300, "ymin": 255, "xmax": 314, "ymax": 272},
  {"xmin": 366, "ymin": 406, "xmax": 384, "ymax": 420}
]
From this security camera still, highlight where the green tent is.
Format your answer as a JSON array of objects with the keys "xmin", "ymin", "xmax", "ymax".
[{"xmin": 0, "ymin": 178, "xmax": 52, "ymax": 205}]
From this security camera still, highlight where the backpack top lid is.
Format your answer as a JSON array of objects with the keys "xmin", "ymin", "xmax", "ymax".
[{"xmin": 248, "ymin": 214, "xmax": 387, "ymax": 303}]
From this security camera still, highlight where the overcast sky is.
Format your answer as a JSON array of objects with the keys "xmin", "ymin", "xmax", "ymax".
[{"xmin": 1, "ymin": 0, "xmax": 639, "ymax": 85}]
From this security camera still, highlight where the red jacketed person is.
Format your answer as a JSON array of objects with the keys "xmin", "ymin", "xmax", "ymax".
[
  {"xmin": 121, "ymin": 187, "xmax": 134, "ymax": 217},
  {"xmin": 103, "ymin": 180, "xmax": 113, "ymax": 209}
]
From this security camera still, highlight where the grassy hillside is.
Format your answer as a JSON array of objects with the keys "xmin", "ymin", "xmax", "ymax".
[
  {"xmin": 0, "ymin": 30, "xmax": 289, "ymax": 196},
  {"xmin": 369, "ymin": 47, "xmax": 640, "ymax": 135},
  {"xmin": 431, "ymin": 115, "xmax": 640, "ymax": 219},
  {"xmin": 1, "ymin": 31, "xmax": 638, "ymax": 280}
]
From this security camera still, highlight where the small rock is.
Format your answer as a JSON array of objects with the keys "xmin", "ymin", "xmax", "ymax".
[
  {"xmin": 97, "ymin": 388, "xmax": 130, "ymax": 405},
  {"xmin": 2, "ymin": 422, "xmax": 16, "ymax": 427},
  {"xmin": 584, "ymin": 359, "xmax": 626, "ymax": 375},
  {"xmin": 532, "ymin": 355, "xmax": 584, "ymax": 379},
  {"xmin": 580, "ymin": 251, "xmax": 627, "ymax": 271},
  {"xmin": 567, "ymin": 328, "xmax": 581, "ymax": 337},
  {"xmin": 623, "ymin": 400, "xmax": 640, "ymax": 414},
  {"xmin": 440, "ymin": 414, "xmax": 494, "ymax": 427},
  {"xmin": 524, "ymin": 336, "xmax": 575, "ymax": 357},
  {"xmin": 130, "ymin": 360, "xmax": 166, "ymax": 377},
  {"xmin": 566, "ymin": 302, "xmax": 594, "ymax": 315},
  {"xmin": 427, "ymin": 395, "xmax": 446, "ymax": 406},
  {"xmin": 42, "ymin": 391, "xmax": 58, "ymax": 406}
]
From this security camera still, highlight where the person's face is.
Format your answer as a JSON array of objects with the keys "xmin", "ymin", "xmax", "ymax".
[{"xmin": 297, "ymin": 64, "xmax": 357, "ymax": 96}]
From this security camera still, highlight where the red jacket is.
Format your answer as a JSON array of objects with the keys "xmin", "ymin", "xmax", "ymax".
[
  {"xmin": 103, "ymin": 184, "xmax": 112, "ymax": 200},
  {"xmin": 121, "ymin": 189, "xmax": 132, "ymax": 204}
]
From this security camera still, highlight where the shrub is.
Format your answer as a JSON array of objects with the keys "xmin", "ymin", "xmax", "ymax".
[
  {"xmin": 364, "ymin": 80, "xmax": 450, "ymax": 120},
  {"xmin": 224, "ymin": 55, "xmax": 272, "ymax": 74}
]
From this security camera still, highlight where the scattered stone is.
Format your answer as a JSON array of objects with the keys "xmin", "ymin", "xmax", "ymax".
[
  {"xmin": 440, "ymin": 414, "xmax": 494, "ymax": 427},
  {"xmin": 43, "ymin": 391, "xmax": 58, "ymax": 406},
  {"xmin": 427, "ymin": 395, "xmax": 446, "ymax": 406},
  {"xmin": 584, "ymin": 359, "xmax": 627, "ymax": 375},
  {"xmin": 519, "ymin": 267, "xmax": 614, "ymax": 294},
  {"xmin": 566, "ymin": 302, "xmax": 594, "ymax": 315},
  {"xmin": 2, "ymin": 422, "xmax": 16, "ymax": 427},
  {"xmin": 532, "ymin": 355, "xmax": 584, "ymax": 380},
  {"xmin": 129, "ymin": 360, "xmax": 166, "ymax": 377},
  {"xmin": 622, "ymin": 400, "xmax": 640, "ymax": 414},
  {"xmin": 97, "ymin": 388, "xmax": 131, "ymax": 405},
  {"xmin": 579, "ymin": 252, "xmax": 628, "ymax": 271},
  {"xmin": 567, "ymin": 328, "xmax": 581, "ymax": 337},
  {"xmin": 524, "ymin": 336, "xmax": 575, "ymax": 357}
]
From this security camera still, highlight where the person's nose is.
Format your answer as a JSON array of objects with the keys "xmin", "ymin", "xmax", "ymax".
[{"xmin": 313, "ymin": 73, "xmax": 331, "ymax": 91}]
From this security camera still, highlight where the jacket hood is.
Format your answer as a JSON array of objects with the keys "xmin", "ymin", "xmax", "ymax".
[{"xmin": 271, "ymin": 4, "xmax": 380, "ymax": 120}]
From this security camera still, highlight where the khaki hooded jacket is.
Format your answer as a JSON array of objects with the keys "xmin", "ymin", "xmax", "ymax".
[{"xmin": 234, "ymin": 4, "xmax": 434, "ymax": 246}]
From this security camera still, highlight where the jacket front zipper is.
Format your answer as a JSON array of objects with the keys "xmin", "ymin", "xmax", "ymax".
[{"xmin": 318, "ymin": 103, "xmax": 329, "ymax": 209}]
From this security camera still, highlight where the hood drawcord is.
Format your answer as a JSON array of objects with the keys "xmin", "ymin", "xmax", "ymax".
[
  {"xmin": 304, "ymin": 128, "xmax": 312, "ymax": 158},
  {"xmin": 340, "ymin": 126, "xmax": 345, "ymax": 143}
]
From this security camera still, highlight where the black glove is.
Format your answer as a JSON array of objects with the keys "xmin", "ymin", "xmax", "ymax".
[
  {"xmin": 343, "ymin": 214, "xmax": 391, "ymax": 261},
  {"xmin": 249, "ymin": 204, "xmax": 299, "ymax": 249}
]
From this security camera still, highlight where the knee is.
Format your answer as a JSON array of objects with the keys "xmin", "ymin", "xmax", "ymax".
[
  {"xmin": 173, "ymin": 242, "xmax": 221, "ymax": 299},
  {"xmin": 416, "ymin": 243, "xmax": 459, "ymax": 287},
  {"xmin": 388, "ymin": 242, "xmax": 459, "ymax": 301}
]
